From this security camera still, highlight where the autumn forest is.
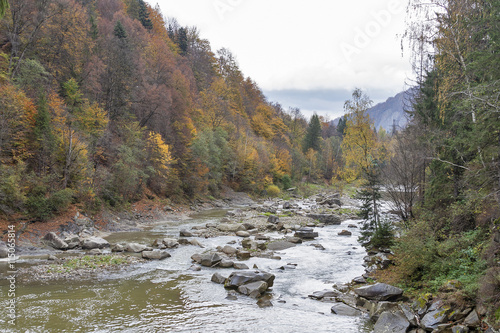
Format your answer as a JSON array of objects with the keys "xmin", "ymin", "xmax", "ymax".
[{"xmin": 1, "ymin": 0, "xmax": 500, "ymax": 327}]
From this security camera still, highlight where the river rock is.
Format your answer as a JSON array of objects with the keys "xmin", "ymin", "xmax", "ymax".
[
  {"xmin": 179, "ymin": 229, "xmax": 193, "ymax": 237},
  {"xmin": 352, "ymin": 276, "xmax": 366, "ymax": 284},
  {"xmin": 354, "ymin": 283, "xmax": 404, "ymax": 301},
  {"xmin": 373, "ymin": 311, "xmax": 410, "ymax": 333},
  {"xmin": 254, "ymin": 234, "xmax": 270, "ymax": 241},
  {"xmin": 188, "ymin": 239, "xmax": 204, "ymax": 247},
  {"xmin": 241, "ymin": 238, "xmax": 257, "ymax": 249},
  {"xmin": 162, "ymin": 238, "xmax": 179, "ymax": 248},
  {"xmin": 0, "ymin": 241, "xmax": 8, "ymax": 258},
  {"xmin": 233, "ymin": 262, "xmax": 249, "ymax": 270},
  {"xmin": 294, "ymin": 227, "xmax": 318, "ymax": 239},
  {"xmin": 142, "ymin": 250, "xmax": 171, "ymax": 260},
  {"xmin": 89, "ymin": 248, "xmax": 102, "ymax": 255},
  {"xmin": 331, "ymin": 303, "xmax": 363, "ymax": 316},
  {"xmin": 200, "ymin": 253, "xmax": 222, "ymax": 267},
  {"xmin": 111, "ymin": 244, "xmax": 125, "ymax": 252},
  {"xmin": 463, "ymin": 309, "xmax": 480, "ymax": 326},
  {"xmin": 307, "ymin": 213, "xmax": 341, "ymax": 225},
  {"xmin": 338, "ymin": 230, "xmax": 352, "ymax": 236},
  {"xmin": 267, "ymin": 241, "xmax": 296, "ymax": 251},
  {"xmin": 236, "ymin": 231, "xmax": 250, "ymax": 237},
  {"xmin": 257, "ymin": 298, "xmax": 273, "ymax": 307},
  {"xmin": 124, "ymin": 242, "xmax": 148, "ymax": 253},
  {"xmin": 81, "ymin": 237, "xmax": 110, "ymax": 250},
  {"xmin": 238, "ymin": 281, "xmax": 268, "ymax": 298},
  {"xmin": 42, "ymin": 232, "xmax": 69, "ymax": 250},
  {"xmin": 217, "ymin": 223, "xmax": 246, "ymax": 232},
  {"xmin": 219, "ymin": 259, "xmax": 234, "ymax": 268},
  {"xmin": 64, "ymin": 234, "xmax": 80, "ymax": 249},
  {"xmin": 242, "ymin": 223, "xmax": 256, "ymax": 230},
  {"xmin": 267, "ymin": 215, "xmax": 279, "ymax": 224},
  {"xmin": 211, "ymin": 272, "xmax": 227, "ymax": 284},
  {"xmin": 286, "ymin": 236, "xmax": 303, "ymax": 244},
  {"xmin": 225, "ymin": 270, "xmax": 275, "ymax": 289},
  {"xmin": 236, "ymin": 250, "xmax": 251, "ymax": 260},
  {"xmin": 309, "ymin": 289, "xmax": 340, "ymax": 300},
  {"xmin": 421, "ymin": 303, "xmax": 448, "ymax": 331},
  {"xmin": 222, "ymin": 245, "xmax": 238, "ymax": 255}
]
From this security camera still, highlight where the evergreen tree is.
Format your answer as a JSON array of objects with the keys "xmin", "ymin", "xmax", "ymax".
[
  {"xmin": 302, "ymin": 113, "xmax": 322, "ymax": 153},
  {"xmin": 337, "ymin": 117, "xmax": 346, "ymax": 137},
  {"xmin": 113, "ymin": 21, "xmax": 127, "ymax": 39},
  {"xmin": 138, "ymin": 0, "xmax": 153, "ymax": 30},
  {"xmin": 176, "ymin": 27, "xmax": 188, "ymax": 55}
]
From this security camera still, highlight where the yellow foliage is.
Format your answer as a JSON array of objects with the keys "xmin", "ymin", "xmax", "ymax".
[
  {"xmin": 146, "ymin": 131, "xmax": 175, "ymax": 177},
  {"xmin": 271, "ymin": 149, "xmax": 292, "ymax": 179},
  {"xmin": 341, "ymin": 108, "xmax": 380, "ymax": 182}
]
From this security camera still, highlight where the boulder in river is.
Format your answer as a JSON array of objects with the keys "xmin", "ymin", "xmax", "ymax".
[
  {"xmin": 211, "ymin": 272, "xmax": 227, "ymax": 284},
  {"xmin": 222, "ymin": 245, "xmax": 237, "ymax": 255},
  {"xmin": 236, "ymin": 231, "xmax": 250, "ymax": 237},
  {"xmin": 42, "ymin": 232, "xmax": 68, "ymax": 250},
  {"xmin": 219, "ymin": 258, "xmax": 234, "ymax": 268},
  {"xmin": 307, "ymin": 213, "xmax": 342, "ymax": 225},
  {"xmin": 338, "ymin": 230, "xmax": 352, "ymax": 236},
  {"xmin": 200, "ymin": 253, "xmax": 222, "ymax": 267},
  {"xmin": 267, "ymin": 240, "xmax": 296, "ymax": 251},
  {"xmin": 238, "ymin": 281, "xmax": 268, "ymax": 298},
  {"xmin": 354, "ymin": 283, "xmax": 404, "ymax": 301},
  {"xmin": 236, "ymin": 250, "xmax": 251, "ymax": 260},
  {"xmin": 233, "ymin": 262, "xmax": 249, "ymax": 270},
  {"xmin": 179, "ymin": 229, "xmax": 193, "ymax": 237},
  {"xmin": 331, "ymin": 303, "xmax": 363, "ymax": 317},
  {"xmin": 142, "ymin": 250, "xmax": 171, "ymax": 260},
  {"xmin": 217, "ymin": 223, "xmax": 246, "ymax": 232},
  {"xmin": 373, "ymin": 311, "xmax": 410, "ymax": 333},
  {"xmin": 124, "ymin": 242, "xmax": 149, "ymax": 253},
  {"xmin": 225, "ymin": 270, "xmax": 275, "ymax": 289},
  {"xmin": 162, "ymin": 238, "xmax": 179, "ymax": 248},
  {"xmin": 267, "ymin": 215, "xmax": 279, "ymax": 224},
  {"xmin": 81, "ymin": 236, "xmax": 110, "ymax": 250},
  {"xmin": 308, "ymin": 289, "xmax": 340, "ymax": 300},
  {"xmin": 294, "ymin": 227, "xmax": 318, "ymax": 239}
]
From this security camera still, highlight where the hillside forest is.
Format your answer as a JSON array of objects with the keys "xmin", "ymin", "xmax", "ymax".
[{"xmin": 1, "ymin": 0, "xmax": 500, "ymax": 326}]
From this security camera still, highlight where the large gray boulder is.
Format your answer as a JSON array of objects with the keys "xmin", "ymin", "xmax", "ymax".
[
  {"xmin": 225, "ymin": 270, "xmax": 275, "ymax": 289},
  {"xmin": 463, "ymin": 309, "xmax": 480, "ymax": 327},
  {"xmin": 373, "ymin": 311, "xmax": 410, "ymax": 333},
  {"xmin": 211, "ymin": 272, "xmax": 227, "ymax": 284},
  {"xmin": 308, "ymin": 289, "xmax": 340, "ymax": 300},
  {"xmin": 200, "ymin": 253, "xmax": 222, "ymax": 267},
  {"xmin": 82, "ymin": 237, "xmax": 110, "ymax": 250},
  {"xmin": 331, "ymin": 303, "xmax": 363, "ymax": 316},
  {"xmin": 42, "ymin": 232, "xmax": 69, "ymax": 250},
  {"xmin": 142, "ymin": 250, "xmax": 171, "ymax": 260},
  {"xmin": 421, "ymin": 304, "xmax": 448, "ymax": 331},
  {"xmin": 162, "ymin": 238, "xmax": 179, "ymax": 248},
  {"xmin": 124, "ymin": 242, "xmax": 148, "ymax": 253},
  {"xmin": 354, "ymin": 283, "xmax": 404, "ymax": 301},
  {"xmin": 294, "ymin": 227, "xmax": 318, "ymax": 239},
  {"xmin": 307, "ymin": 213, "xmax": 342, "ymax": 225},
  {"xmin": 266, "ymin": 241, "xmax": 296, "ymax": 251},
  {"xmin": 237, "ymin": 281, "xmax": 268, "ymax": 298}
]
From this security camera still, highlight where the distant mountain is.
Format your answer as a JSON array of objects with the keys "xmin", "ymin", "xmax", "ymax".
[{"xmin": 333, "ymin": 89, "xmax": 413, "ymax": 132}]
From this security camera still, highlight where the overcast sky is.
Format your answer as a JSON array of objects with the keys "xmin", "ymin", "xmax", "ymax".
[{"xmin": 148, "ymin": 0, "xmax": 413, "ymax": 119}]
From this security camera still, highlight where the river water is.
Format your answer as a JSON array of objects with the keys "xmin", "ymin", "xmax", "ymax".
[{"xmin": 0, "ymin": 209, "xmax": 373, "ymax": 333}]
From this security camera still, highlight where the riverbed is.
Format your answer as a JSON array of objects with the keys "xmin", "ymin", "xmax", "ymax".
[{"xmin": 0, "ymin": 207, "xmax": 373, "ymax": 332}]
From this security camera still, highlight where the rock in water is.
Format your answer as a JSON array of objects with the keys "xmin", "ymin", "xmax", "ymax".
[
  {"xmin": 42, "ymin": 232, "xmax": 69, "ymax": 250},
  {"xmin": 211, "ymin": 272, "xmax": 227, "ymax": 284},
  {"xmin": 142, "ymin": 250, "xmax": 171, "ymax": 260},
  {"xmin": 124, "ymin": 242, "xmax": 148, "ymax": 253},
  {"xmin": 225, "ymin": 270, "xmax": 275, "ymax": 289},
  {"xmin": 200, "ymin": 253, "xmax": 222, "ymax": 267},
  {"xmin": 238, "ymin": 281, "xmax": 268, "ymax": 298},
  {"xmin": 354, "ymin": 283, "xmax": 403, "ymax": 301},
  {"xmin": 81, "ymin": 237, "xmax": 110, "ymax": 250},
  {"xmin": 331, "ymin": 303, "xmax": 363, "ymax": 316},
  {"xmin": 294, "ymin": 227, "xmax": 318, "ymax": 239},
  {"xmin": 373, "ymin": 311, "xmax": 410, "ymax": 333},
  {"xmin": 306, "ymin": 214, "xmax": 342, "ymax": 225}
]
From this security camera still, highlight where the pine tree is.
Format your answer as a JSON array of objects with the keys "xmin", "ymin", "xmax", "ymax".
[
  {"xmin": 114, "ymin": 21, "xmax": 127, "ymax": 39},
  {"xmin": 303, "ymin": 114, "xmax": 322, "ymax": 153}
]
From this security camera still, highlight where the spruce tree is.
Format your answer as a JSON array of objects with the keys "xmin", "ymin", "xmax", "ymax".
[{"xmin": 303, "ymin": 114, "xmax": 322, "ymax": 153}]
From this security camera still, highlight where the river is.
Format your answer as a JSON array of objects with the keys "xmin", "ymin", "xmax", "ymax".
[{"xmin": 0, "ymin": 207, "xmax": 373, "ymax": 332}]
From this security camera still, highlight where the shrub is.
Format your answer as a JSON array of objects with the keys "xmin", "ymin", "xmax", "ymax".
[
  {"xmin": 280, "ymin": 174, "xmax": 292, "ymax": 190},
  {"xmin": 266, "ymin": 185, "xmax": 281, "ymax": 197},
  {"xmin": 49, "ymin": 188, "xmax": 74, "ymax": 213}
]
